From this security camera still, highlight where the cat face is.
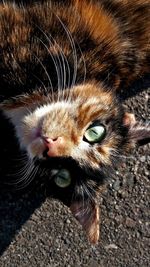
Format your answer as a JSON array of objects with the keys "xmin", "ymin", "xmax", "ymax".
[
  {"xmin": 1, "ymin": 82, "xmax": 149, "ymax": 243},
  {"xmin": 3, "ymin": 83, "xmax": 125, "ymax": 162}
]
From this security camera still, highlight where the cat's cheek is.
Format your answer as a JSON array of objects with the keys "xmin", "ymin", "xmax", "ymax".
[{"xmin": 71, "ymin": 142, "xmax": 101, "ymax": 169}]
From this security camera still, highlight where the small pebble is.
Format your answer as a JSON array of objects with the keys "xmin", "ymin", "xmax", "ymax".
[
  {"xmin": 140, "ymin": 156, "xmax": 146, "ymax": 163},
  {"xmin": 112, "ymin": 179, "xmax": 121, "ymax": 191},
  {"xmin": 125, "ymin": 217, "xmax": 136, "ymax": 228},
  {"xmin": 105, "ymin": 244, "xmax": 118, "ymax": 250}
]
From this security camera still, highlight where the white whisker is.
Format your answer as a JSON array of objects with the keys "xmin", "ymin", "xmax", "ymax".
[
  {"xmin": 54, "ymin": 13, "xmax": 78, "ymax": 91},
  {"xmin": 35, "ymin": 35, "xmax": 62, "ymax": 98},
  {"xmin": 33, "ymin": 53, "xmax": 53, "ymax": 95}
]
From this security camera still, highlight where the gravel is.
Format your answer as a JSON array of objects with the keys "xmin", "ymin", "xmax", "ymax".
[{"xmin": 0, "ymin": 76, "xmax": 149, "ymax": 267}]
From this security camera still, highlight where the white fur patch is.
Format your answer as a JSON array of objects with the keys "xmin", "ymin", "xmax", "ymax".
[{"xmin": 34, "ymin": 101, "xmax": 73, "ymax": 118}]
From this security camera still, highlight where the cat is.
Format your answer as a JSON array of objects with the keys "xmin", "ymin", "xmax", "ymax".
[{"xmin": 0, "ymin": 0, "xmax": 150, "ymax": 244}]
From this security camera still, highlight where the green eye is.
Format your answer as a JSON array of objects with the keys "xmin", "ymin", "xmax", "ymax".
[
  {"xmin": 53, "ymin": 169, "xmax": 71, "ymax": 188},
  {"xmin": 84, "ymin": 125, "xmax": 106, "ymax": 143}
]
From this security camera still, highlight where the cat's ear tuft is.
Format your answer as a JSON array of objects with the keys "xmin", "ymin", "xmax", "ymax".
[
  {"xmin": 70, "ymin": 200, "xmax": 100, "ymax": 244},
  {"xmin": 123, "ymin": 112, "xmax": 150, "ymax": 146}
]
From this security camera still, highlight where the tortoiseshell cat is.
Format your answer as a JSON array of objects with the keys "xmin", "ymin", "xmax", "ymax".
[{"xmin": 0, "ymin": 0, "xmax": 150, "ymax": 244}]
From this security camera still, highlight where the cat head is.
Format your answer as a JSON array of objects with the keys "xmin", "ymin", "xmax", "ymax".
[{"xmin": 1, "ymin": 81, "xmax": 149, "ymax": 243}]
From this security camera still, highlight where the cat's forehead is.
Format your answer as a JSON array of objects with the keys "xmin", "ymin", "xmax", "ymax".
[
  {"xmin": 74, "ymin": 83, "xmax": 115, "ymax": 108},
  {"xmin": 37, "ymin": 83, "xmax": 118, "ymax": 129},
  {"xmin": 72, "ymin": 83, "xmax": 118, "ymax": 124},
  {"xmin": 34, "ymin": 101, "xmax": 75, "ymax": 118}
]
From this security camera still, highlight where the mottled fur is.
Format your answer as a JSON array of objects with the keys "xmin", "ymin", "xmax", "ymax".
[{"xmin": 0, "ymin": 0, "xmax": 150, "ymax": 243}]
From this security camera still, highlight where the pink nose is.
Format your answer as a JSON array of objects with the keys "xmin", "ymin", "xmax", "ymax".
[{"xmin": 43, "ymin": 136, "xmax": 64, "ymax": 157}]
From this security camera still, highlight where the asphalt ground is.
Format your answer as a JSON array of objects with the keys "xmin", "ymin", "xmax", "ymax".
[{"xmin": 0, "ymin": 75, "xmax": 149, "ymax": 267}]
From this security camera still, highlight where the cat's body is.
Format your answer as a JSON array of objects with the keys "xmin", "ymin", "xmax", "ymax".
[
  {"xmin": 1, "ymin": 0, "xmax": 150, "ymax": 100},
  {"xmin": 0, "ymin": 0, "xmax": 150, "ymax": 243}
]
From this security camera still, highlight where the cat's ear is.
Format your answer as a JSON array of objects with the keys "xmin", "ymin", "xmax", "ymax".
[
  {"xmin": 0, "ymin": 92, "xmax": 43, "ymax": 122},
  {"xmin": 0, "ymin": 92, "xmax": 40, "ymax": 124},
  {"xmin": 70, "ymin": 200, "xmax": 99, "ymax": 244},
  {"xmin": 0, "ymin": 100, "xmax": 28, "ymax": 124},
  {"xmin": 123, "ymin": 112, "xmax": 150, "ymax": 146}
]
